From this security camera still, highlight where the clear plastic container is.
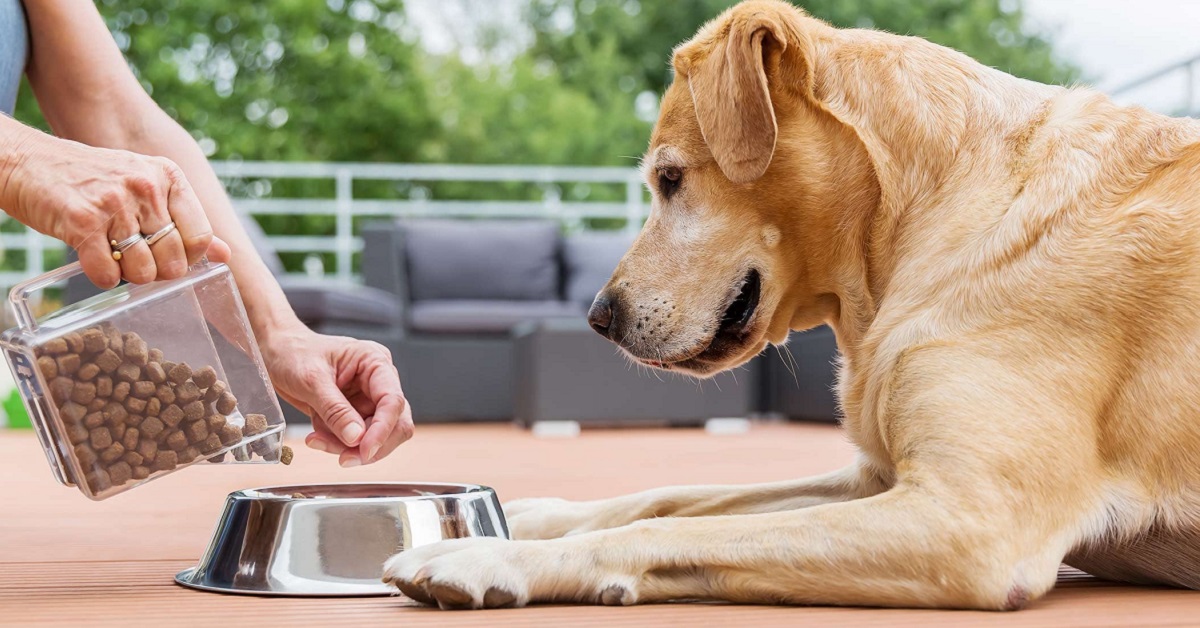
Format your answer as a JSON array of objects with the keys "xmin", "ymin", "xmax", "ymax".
[{"xmin": 1, "ymin": 260, "xmax": 286, "ymax": 500}]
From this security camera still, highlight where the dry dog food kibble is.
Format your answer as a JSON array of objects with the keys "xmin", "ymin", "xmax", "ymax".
[
  {"xmin": 81, "ymin": 329, "xmax": 107, "ymax": 353},
  {"xmin": 176, "ymin": 381, "xmax": 201, "ymax": 405},
  {"xmin": 132, "ymin": 381, "xmax": 156, "ymax": 399},
  {"xmin": 219, "ymin": 423, "xmax": 243, "ymax": 446},
  {"xmin": 203, "ymin": 380, "xmax": 226, "ymax": 404},
  {"xmin": 160, "ymin": 404, "xmax": 184, "ymax": 427},
  {"xmin": 49, "ymin": 378, "xmax": 73, "ymax": 405},
  {"xmin": 244, "ymin": 413, "xmax": 267, "ymax": 436},
  {"xmin": 37, "ymin": 326, "xmax": 279, "ymax": 495},
  {"xmin": 56, "ymin": 354, "xmax": 80, "ymax": 376},
  {"xmin": 94, "ymin": 349, "xmax": 122, "ymax": 373},
  {"xmin": 168, "ymin": 362, "xmax": 191, "ymax": 385},
  {"xmin": 112, "ymin": 381, "xmax": 130, "ymax": 402},
  {"xmin": 192, "ymin": 366, "xmax": 217, "ymax": 389},
  {"xmin": 216, "ymin": 392, "xmax": 238, "ymax": 416},
  {"xmin": 185, "ymin": 419, "xmax": 208, "ymax": 443},
  {"xmin": 77, "ymin": 363, "xmax": 100, "ymax": 381},
  {"xmin": 183, "ymin": 400, "xmax": 205, "ymax": 422},
  {"xmin": 145, "ymin": 362, "xmax": 166, "ymax": 384},
  {"xmin": 166, "ymin": 430, "xmax": 189, "ymax": 452}
]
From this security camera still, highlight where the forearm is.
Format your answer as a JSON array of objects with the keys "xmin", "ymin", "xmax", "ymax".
[
  {"xmin": 116, "ymin": 111, "xmax": 304, "ymax": 341},
  {"xmin": 19, "ymin": 0, "xmax": 304, "ymax": 342}
]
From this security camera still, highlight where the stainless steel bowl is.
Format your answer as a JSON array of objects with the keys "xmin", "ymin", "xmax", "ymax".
[{"xmin": 175, "ymin": 482, "xmax": 509, "ymax": 596}]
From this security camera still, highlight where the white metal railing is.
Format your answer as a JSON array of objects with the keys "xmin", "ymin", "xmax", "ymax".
[
  {"xmin": 0, "ymin": 161, "xmax": 648, "ymax": 287},
  {"xmin": 1109, "ymin": 51, "xmax": 1200, "ymax": 117}
]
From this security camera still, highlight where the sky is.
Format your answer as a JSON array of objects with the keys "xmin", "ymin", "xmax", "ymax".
[{"xmin": 408, "ymin": 0, "xmax": 1200, "ymax": 115}]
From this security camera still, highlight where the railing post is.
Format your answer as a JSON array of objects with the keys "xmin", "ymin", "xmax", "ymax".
[
  {"xmin": 1186, "ymin": 60, "xmax": 1196, "ymax": 116},
  {"xmin": 335, "ymin": 168, "xmax": 353, "ymax": 283},
  {"xmin": 27, "ymin": 231, "xmax": 43, "ymax": 308},
  {"xmin": 624, "ymin": 175, "xmax": 643, "ymax": 235}
]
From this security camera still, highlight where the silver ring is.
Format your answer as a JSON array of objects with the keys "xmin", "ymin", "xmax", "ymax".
[
  {"xmin": 111, "ymin": 234, "xmax": 142, "ymax": 252},
  {"xmin": 143, "ymin": 221, "xmax": 178, "ymax": 247}
]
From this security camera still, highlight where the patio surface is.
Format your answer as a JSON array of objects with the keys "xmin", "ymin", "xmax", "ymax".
[{"xmin": 2, "ymin": 422, "xmax": 1198, "ymax": 627}]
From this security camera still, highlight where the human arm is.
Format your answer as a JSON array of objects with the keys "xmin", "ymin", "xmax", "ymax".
[{"xmin": 13, "ymin": 0, "xmax": 413, "ymax": 463}]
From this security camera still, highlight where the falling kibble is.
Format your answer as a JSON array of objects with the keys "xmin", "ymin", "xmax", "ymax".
[{"xmin": 280, "ymin": 445, "xmax": 294, "ymax": 466}]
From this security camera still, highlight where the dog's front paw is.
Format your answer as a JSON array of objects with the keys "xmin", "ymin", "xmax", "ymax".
[
  {"xmin": 382, "ymin": 536, "xmax": 637, "ymax": 609},
  {"xmin": 382, "ymin": 537, "xmax": 533, "ymax": 609}
]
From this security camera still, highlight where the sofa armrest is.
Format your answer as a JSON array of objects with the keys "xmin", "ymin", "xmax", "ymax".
[{"xmin": 361, "ymin": 220, "xmax": 410, "ymax": 306}]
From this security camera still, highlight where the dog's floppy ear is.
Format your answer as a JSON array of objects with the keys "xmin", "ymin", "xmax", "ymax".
[{"xmin": 677, "ymin": 9, "xmax": 792, "ymax": 183}]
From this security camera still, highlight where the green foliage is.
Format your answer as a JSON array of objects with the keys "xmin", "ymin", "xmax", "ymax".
[
  {"xmin": 519, "ymin": 0, "xmax": 1080, "ymax": 165},
  {"xmin": 11, "ymin": 0, "xmax": 444, "ymax": 245},
  {"xmin": 12, "ymin": 0, "xmax": 1078, "ymax": 168},
  {"xmin": 6, "ymin": 0, "xmax": 1078, "ymax": 268}
]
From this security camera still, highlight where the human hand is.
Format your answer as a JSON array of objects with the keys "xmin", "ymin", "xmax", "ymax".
[
  {"xmin": 0, "ymin": 129, "xmax": 230, "ymax": 288},
  {"xmin": 261, "ymin": 326, "xmax": 413, "ymax": 466}
]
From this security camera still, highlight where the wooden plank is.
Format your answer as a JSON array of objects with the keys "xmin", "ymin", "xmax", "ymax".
[{"xmin": 1, "ymin": 424, "xmax": 1198, "ymax": 627}]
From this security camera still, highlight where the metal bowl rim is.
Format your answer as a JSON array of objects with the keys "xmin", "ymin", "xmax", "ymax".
[
  {"xmin": 174, "ymin": 567, "xmax": 395, "ymax": 598},
  {"xmin": 230, "ymin": 481, "xmax": 497, "ymax": 502}
]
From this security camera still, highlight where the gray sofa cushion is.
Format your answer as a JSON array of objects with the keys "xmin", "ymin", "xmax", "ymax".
[
  {"xmin": 563, "ymin": 232, "xmax": 634, "ymax": 306},
  {"xmin": 279, "ymin": 279, "xmax": 401, "ymax": 327},
  {"xmin": 402, "ymin": 220, "xmax": 560, "ymax": 302},
  {"xmin": 410, "ymin": 300, "xmax": 585, "ymax": 334}
]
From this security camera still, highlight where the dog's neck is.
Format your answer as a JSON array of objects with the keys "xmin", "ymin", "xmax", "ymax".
[{"xmin": 806, "ymin": 27, "xmax": 1060, "ymax": 348}]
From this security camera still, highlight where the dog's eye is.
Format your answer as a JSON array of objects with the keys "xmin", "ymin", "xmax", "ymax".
[{"xmin": 658, "ymin": 167, "xmax": 682, "ymax": 199}]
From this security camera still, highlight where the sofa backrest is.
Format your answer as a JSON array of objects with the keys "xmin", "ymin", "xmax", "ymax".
[
  {"xmin": 562, "ymin": 231, "xmax": 634, "ymax": 308},
  {"xmin": 402, "ymin": 220, "xmax": 561, "ymax": 302}
]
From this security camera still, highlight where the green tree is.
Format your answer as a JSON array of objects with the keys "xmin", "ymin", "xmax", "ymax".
[
  {"xmin": 507, "ymin": 0, "xmax": 1081, "ymax": 166},
  {"xmin": 11, "ymin": 0, "xmax": 441, "ymax": 270},
  {"xmin": 527, "ymin": 0, "xmax": 1078, "ymax": 94},
  {"xmin": 18, "ymin": 0, "xmax": 437, "ymax": 163}
]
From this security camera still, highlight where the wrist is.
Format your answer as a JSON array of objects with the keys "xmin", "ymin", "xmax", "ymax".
[
  {"xmin": 246, "ymin": 289, "xmax": 310, "ymax": 352},
  {"xmin": 223, "ymin": 255, "xmax": 306, "ymax": 344},
  {"xmin": 254, "ymin": 310, "xmax": 310, "ymax": 347},
  {"xmin": 0, "ymin": 116, "xmax": 43, "ymax": 212}
]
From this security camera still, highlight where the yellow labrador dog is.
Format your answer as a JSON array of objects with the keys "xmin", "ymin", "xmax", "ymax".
[{"xmin": 384, "ymin": 0, "xmax": 1200, "ymax": 610}]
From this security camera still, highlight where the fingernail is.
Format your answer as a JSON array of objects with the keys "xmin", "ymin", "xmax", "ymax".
[
  {"xmin": 340, "ymin": 457, "xmax": 362, "ymax": 468},
  {"xmin": 307, "ymin": 439, "xmax": 330, "ymax": 453},
  {"xmin": 341, "ymin": 423, "xmax": 364, "ymax": 445},
  {"xmin": 365, "ymin": 443, "xmax": 380, "ymax": 462}
]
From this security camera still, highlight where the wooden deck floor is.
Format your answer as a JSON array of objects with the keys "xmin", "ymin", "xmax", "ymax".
[{"xmin": 2, "ymin": 422, "xmax": 1197, "ymax": 627}]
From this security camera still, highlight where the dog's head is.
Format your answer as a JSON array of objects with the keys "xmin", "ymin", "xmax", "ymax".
[{"xmin": 589, "ymin": 0, "xmax": 878, "ymax": 376}]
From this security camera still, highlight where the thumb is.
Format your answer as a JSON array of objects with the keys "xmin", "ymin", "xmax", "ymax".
[
  {"xmin": 307, "ymin": 377, "xmax": 366, "ymax": 448},
  {"xmin": 206, "ymin": 236, "xmax": 232, "ymax": 264}
]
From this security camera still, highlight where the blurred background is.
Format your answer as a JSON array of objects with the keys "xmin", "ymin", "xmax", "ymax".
[
  {"xmin": 2, "ymin": 0, "xmax": 1197, "ymax": 428},
  {"xmin": 6, "ymin": 0, "xmax": 1199, "ymax": 280}
]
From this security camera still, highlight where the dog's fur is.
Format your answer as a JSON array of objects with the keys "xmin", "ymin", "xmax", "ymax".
[{"xmin": 383, "ymin": 0, "xmax": 1200, "ymax": 610}]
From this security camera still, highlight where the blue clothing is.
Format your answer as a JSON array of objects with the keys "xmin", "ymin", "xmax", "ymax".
[{"xmin": 0, "ymin": 0, "xmax": 28, "ymax": 115}]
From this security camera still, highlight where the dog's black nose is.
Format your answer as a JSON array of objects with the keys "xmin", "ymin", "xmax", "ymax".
[{"xmin": 588, "ymin": 295, "xmax": 615, "ymax": 339}]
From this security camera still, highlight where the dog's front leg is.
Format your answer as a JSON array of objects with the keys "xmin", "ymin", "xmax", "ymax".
[
  {"xmin": 385, "ymin": 352, "xmax": 1097, "ymax": 610},
  {"xmin": 506, "ymin": 461, "xmax": 885, "ymax": 540},
  {"xmin": 384, "ymin": 483, "xmax": 1069, "ymax": 610}
]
